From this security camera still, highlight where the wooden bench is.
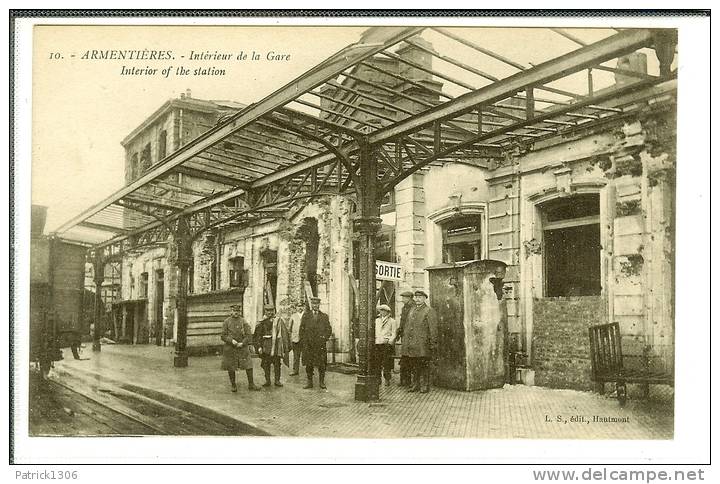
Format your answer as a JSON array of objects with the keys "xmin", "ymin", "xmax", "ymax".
[{"xmin": 588, "ymin": 322, "xmax": 673, "ymax": 405}]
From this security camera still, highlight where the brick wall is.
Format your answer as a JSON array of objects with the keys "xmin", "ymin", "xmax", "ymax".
[{"xmin": 532, "ymin": 296, "xmax": 606, "ymax": 390}]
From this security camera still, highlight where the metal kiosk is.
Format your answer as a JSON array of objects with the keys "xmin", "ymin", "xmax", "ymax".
[{"xmin": 426, "ymin": 260, "xmax": 508, "ymax": 391}]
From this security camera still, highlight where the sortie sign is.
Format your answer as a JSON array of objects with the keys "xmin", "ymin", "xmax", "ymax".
[{"xmin": 375, "ymin": 260, "xmax": 403, "ymax": 281}]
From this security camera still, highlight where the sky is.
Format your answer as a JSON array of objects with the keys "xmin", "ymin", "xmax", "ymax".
[
  {"xmin": 29, "ymin": 23, "xmax": 654, "ymax": 233},
  {"xmin": 31, "ymin": 25, "xmax": 367, "ymax": 231}
]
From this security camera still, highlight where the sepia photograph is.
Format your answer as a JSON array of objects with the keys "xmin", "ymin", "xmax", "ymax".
[{"xmin": 8, "ymin": 10, "xmax": 711, "ymax": 468}]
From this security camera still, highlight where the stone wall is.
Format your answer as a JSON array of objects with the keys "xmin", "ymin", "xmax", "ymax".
[{"xmin": 532, "ymin": 296, "xmax": 606, "ymax": 390}]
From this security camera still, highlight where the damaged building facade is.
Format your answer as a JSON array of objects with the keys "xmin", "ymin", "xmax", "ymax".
[{"xmin": 109, "ymin": 33, "xmax": 676, "ymax": 393}]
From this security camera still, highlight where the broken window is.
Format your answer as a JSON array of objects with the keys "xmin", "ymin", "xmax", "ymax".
[
  {"xmin": 541, "ymin": 194, "xmax": 601, "ymax": 297},
  {"xmin": 442, "ymin": 214, "xmax": 483, "ymax": 263}
]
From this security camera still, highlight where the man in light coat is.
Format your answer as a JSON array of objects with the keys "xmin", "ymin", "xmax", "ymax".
[
  {"xmin": 402, "ymin": 290, "xmax": 438, "ymax": 393},
  {"xmin": 287, "ymin": 302, "xmax": 305, "ymax": 376},
  {"xmin": 374, "ymin": 304, "xmax": 398, "ymax": 386}
]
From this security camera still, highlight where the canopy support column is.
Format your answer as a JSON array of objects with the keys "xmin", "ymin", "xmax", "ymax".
[
  {"xmin": 354, "ymin": 140, "xmax": 381, "ymax": 402},
  {"xmin": 92, "ymin": 254, "xmax": 105, "ymax": 352},
  {"xmin": 172, "ymin": 216, "xmax": 192, "ymax": 368}
]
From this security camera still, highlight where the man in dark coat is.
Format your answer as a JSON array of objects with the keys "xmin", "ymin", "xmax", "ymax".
[
  {"xmin": 254, "ymin": 304, "xmax": 290, "ymax": 387},
  {"xmin": 221, "ymin": 304, "xmax": 260, "ymax": 392},
  {"xmin": 395, "ymin": 290, "xmax": 415, "ymax": 387},
  {"xmin": 299, "ymin": 297, "xmax": 332, "ymax": 389},
  {"xmin": 402, "ymin": 290, "xmax": 438, "ymax": 393}
]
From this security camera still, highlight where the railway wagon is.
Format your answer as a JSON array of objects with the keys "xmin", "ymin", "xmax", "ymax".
[{"xmin": 30, "ymin": 206, "xmax": 88, "ymax": 376}]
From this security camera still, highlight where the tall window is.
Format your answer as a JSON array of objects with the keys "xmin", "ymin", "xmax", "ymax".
[
  {"xmin": 442, "ymin": 215, "xmax": 483, "ymax": 263},
  {"xmin": 229, "ymin": 257, "xmax": 244, "ymax": 288},
  {"xmin": 210, "ymin": 260, "xmax": 218, "ymax": 291},
  {"xmin": 188, "ymin": 263, "xmax": 194, "ymax": 294},
  {"xmin": 139, "ymin": 272, "xmax": 149, "ymax": 299},
  {"xmin": 158, "ymin": 130, "xmax": 167, "ymax": 160},
  {"xmin": 541, "ymin": 194, "xmax": 601, "ymax": 297},
  {"xmin": 261, "ymin": 250, "xmax": 278, "ymax": 308},
  {"xmin": 130, "ymin": 153, "xmax": 139, "ymax": 181},
  {"xmin": 140, "ymin": 143, "xmax": 152, "ymax": 172}
]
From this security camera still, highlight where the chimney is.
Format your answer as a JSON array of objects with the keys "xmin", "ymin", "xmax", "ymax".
[
  {"xmin": 614, "ymin": 52, "xmax": 648, "ymax": 86},
  {"xmin": 185, "ymin": 89, "xmax": 192, "ymax": 99},
  {"xmin": 396, "ymin": 38, "xmax": 434, "ymax": 82},
  {"xmin": 180, "ymin": 92, "xmax": 185, "ymax": 99}
]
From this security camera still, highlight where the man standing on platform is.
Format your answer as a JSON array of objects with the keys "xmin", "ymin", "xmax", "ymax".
[
  {"xmin": 253, "ymin": 305, "xmax": 290, "ymax": 388},
  {"xmin": 287, "ymin": 302, "xmax": 305, "ymax": 376},
  {"xmin": 374, "ymin": 304, "xmax": 398, "ymax": 386},
  {"xmin": 402, "ymin": 290, "xmax": 438, "ymax": 394},
  {"xmin": 299, "ymin": 297, "xmax": 332, "ymax": 389},
  {"xmin": 220, "ymin": 304, "xmax": 260, "ymax": 392},
  {"xmin": 395, "ymin": 289, "xmax": 415, "ymax": 387}
]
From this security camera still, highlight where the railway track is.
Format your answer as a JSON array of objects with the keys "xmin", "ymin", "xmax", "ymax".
[{"xmin": 30, "ymin": 370, "xmax": 266, "ymax": 436}]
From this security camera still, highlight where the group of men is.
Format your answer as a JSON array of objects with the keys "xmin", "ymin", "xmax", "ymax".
[
  {"xmin": 220, "ymin": 296, "xmax": 331, "ymax": 392},
  {"xmin": 220, "ymin": 289, "xmax": 438, "ymax": 394},
  {"xmin": 374, "ymin": 290, "xmax": 438, "ymax": 393}
]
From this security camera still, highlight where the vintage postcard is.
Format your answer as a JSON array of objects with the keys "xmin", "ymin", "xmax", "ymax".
[{"xmin": 9, "ymin": 11, "xmax": 710, "ymax": 468}]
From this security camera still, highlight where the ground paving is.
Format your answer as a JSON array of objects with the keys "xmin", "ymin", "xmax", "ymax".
[{"xmin": 53, "ymin": 344, "xmax": 673, "ymax": 439}]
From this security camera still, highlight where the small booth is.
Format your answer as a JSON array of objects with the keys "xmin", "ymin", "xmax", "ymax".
[{"xmin": 426, "ymin": 260, "xmax": 508, "ymax": 391}]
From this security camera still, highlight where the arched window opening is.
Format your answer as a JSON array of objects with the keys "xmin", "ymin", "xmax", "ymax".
[{"xmin": 441, "ymin": 214, "xmax": 483, "ymax": 264}]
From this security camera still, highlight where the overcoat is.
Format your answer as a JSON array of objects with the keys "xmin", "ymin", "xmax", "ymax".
[
  {"xmin": 253, "ymin": 316, "xmax": 290, "ymax": 367},
  {"xmin": 220, "ymin": 315, "xmax": 253, "ymax": 371},
  {"xmin": 401, "ymin": 304, "xmax": 439, "ymax": 358},
  {"xmin": 299, "ymin": 310, "xmax": 332, "ymax": 368},
  {"xmin": 396, "ymin": 301, "xmax": 414, "ymax": 339}
]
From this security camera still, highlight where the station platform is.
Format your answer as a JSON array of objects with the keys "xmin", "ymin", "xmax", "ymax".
[{"xmin": 51, "ymin": 344, "xmax": 673, "ymax": 439}]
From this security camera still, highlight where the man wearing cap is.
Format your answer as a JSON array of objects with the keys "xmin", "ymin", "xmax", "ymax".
[
  {"xmin": 402, "ymin": 290, "xmax": 438, "ymax": 393},
  {"xmin": 374, "ymin": 304, "xmax": 398, "ymax": 386},
  {"xmin": 395, "ymin": 290, "xmax": 415, "ymax": 387},
  {"xmin": 221, "ymin": 304, "xmax": 260, "ymax": 392},
  {"xmin": 299, "ymin": 297, "xmax": 332, "ymax": 389},
  {"xmin": 253, "ymin": 304, "xmax": 290, "ymax": 388}
]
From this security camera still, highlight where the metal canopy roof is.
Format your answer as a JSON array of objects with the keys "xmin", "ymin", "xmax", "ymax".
[{"xmin": 54, "ymin": 26, "xmax": 676, "ymax": 252}]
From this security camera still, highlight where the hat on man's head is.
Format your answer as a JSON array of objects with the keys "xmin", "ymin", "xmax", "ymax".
[
  {"xmin": 414, "ymin": 290, "xmax": 428, "ymax": 298},
  {"xmin": 264, "ymin": 304, "xmax": 276, "ymax": 311},
  {"xmin": 230, "ymin": 304, "xmax": 242, "ymax": 310},
  {"xmin": 400, "ymin": 290, "xmax": 414, "ymax": 298},
  {"xmin": 310, "ymin": 297, "xmax": 321, "ymax": 302},
  {"xmin": 378, "ymin": 304, "xmax": 392, "ymax": 312}
]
